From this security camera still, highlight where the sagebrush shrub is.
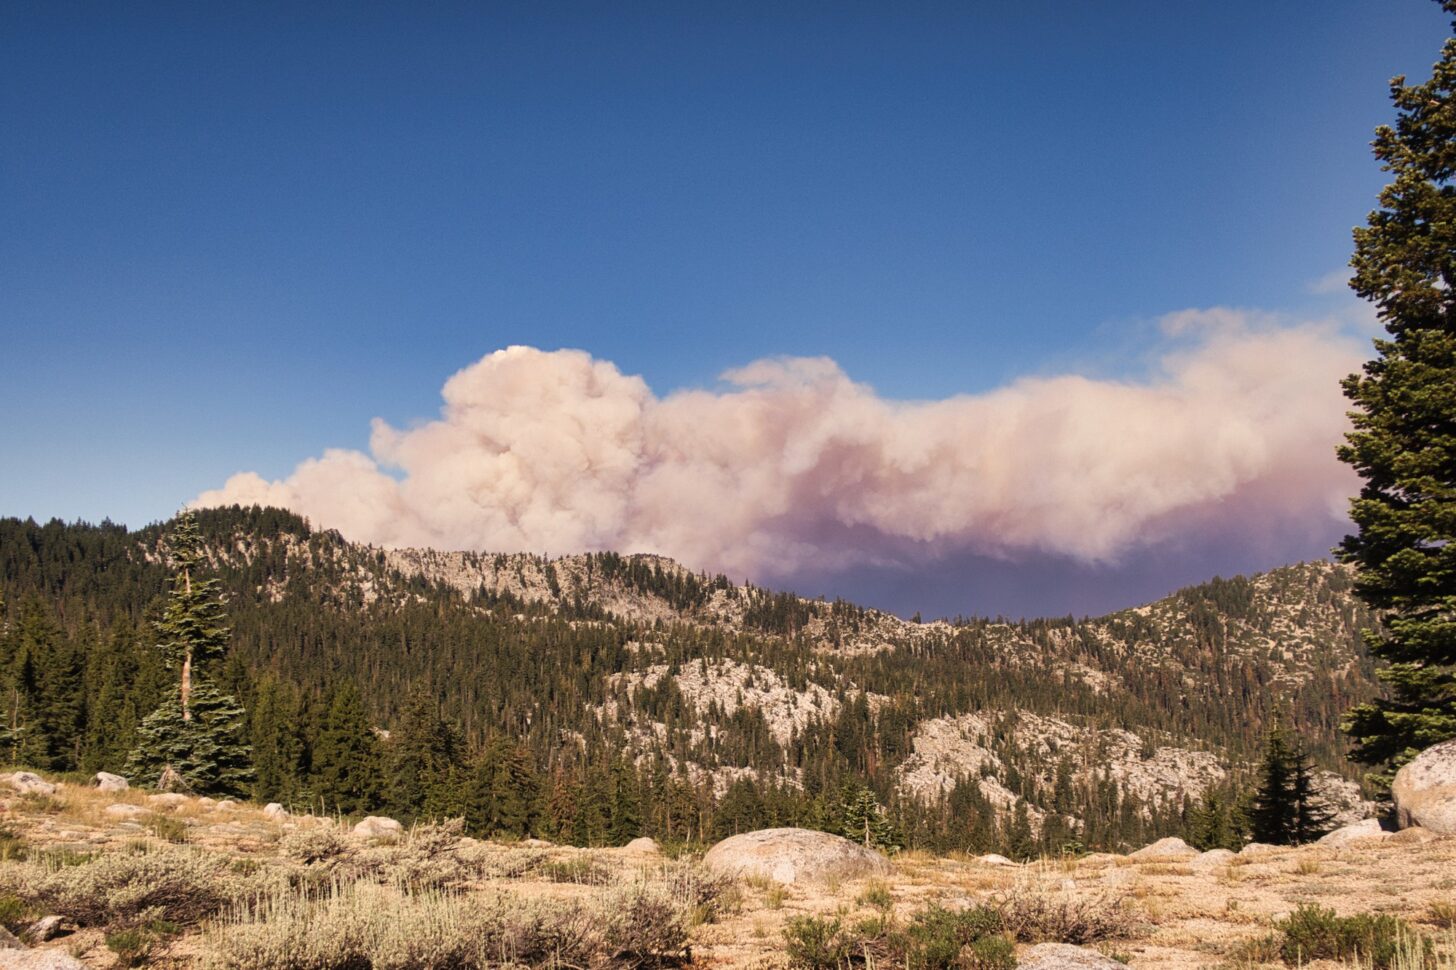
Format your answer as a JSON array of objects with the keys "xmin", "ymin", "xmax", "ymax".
[{"xmin": 1276, "ymin": 904, "xmax": 1433, "ymax": 969}]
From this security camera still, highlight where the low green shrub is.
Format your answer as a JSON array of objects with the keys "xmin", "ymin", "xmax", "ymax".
[
  {"xmin": 785, "ymin": 905, "xmax": 1014, "ymax": 970},
  {"xmin": 1275, "ymin": 904, "xmax": 1433, "ymax": 969},
  {"xmin": 784, "ymin": 915, "xmax": 853, "ymax": 970},
  {"xmin": 0, "ymin": 891, "xmax": 36, "ymax": 934}
]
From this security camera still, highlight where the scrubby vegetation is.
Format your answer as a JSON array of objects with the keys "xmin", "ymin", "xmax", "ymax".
[
  {"xmin": 783, "ymin": 890, "xmax": 1130, "ymax": 970},
  {"xmin": 1238, "ymin": 904, "xmax": 1437, "ymax": 969}
]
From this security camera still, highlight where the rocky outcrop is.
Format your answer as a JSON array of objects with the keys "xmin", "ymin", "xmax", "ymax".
[
  {"xmin": 90, "ymin": 772, "xmax": 127, "ymax": 792},
  {"xmin": 1129, "ymin": 837, "xmax": 1197, "ymax": 860},
  {"xmin": 1317, "ymin": 818, "xmax": 1390, "ymax": 847},
  {"xmin": 703, "ymin": 828, "xmax": 890, "ymax": 885},
  {"xmin": 1392, "ymin": 739, "xmax": 1456, "ymax": 835},
  {"xmin": 1017, "ymin": 943, "xmax": 1127, "ymax": 968}
]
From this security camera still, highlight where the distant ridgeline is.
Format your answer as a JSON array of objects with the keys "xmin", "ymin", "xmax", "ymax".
[{"xmin": 0, "ymin": 506, "xmax": 1380, "ymax": 856}]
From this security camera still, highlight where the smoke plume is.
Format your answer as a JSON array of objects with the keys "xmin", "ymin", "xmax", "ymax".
[{"xmin": 194, "ymin": 310, "xmax": 1365, "ymax": 586}]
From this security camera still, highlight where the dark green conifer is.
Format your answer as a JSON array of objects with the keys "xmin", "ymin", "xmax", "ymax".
[
  {"xmin": 310, "ymin": 681, "xmax": 384, "ymax": 815},
  {"xmin": 1339, "ymin": 0, "xmax": 1456, "ymax": 777},
  {"xmin": 125, "ymin": 513, "xmax": 251, "ymax": 794},
  {"xmin": 838, "ymin": 782, "xmax": 901, "ymax": 851},
  {"xmin": 124, "ymin": 682, "xmax": 252, "ymax": 795}
]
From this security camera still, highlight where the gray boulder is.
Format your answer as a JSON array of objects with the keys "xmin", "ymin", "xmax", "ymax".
[
  {"xmin": 1392, "ymin": 739, "xmax": 1456, "ymax": 835},
  {"xmin": 90, "ymin": 772, "xmax": 128, "ymax": 792},
  {"xmin": 351, "ymin": 816, "xmax": 404, "ymax": 841},
  {"xmin": 22, "ymin": 916, "xmax": 66, "ymax": 944},
  {"xmin": 1017, "ymin": 943, "xmax": 1127, "ymax": 968},
  {"xmin": 702, "ymin": 827, "xmax": 890, "ymax": 886},
  {"xmin": 4, "ymin": 773, "xmax": 56, "ymax": 796},
  {"xmin": 1317, "ymin": 818, "xmax": 1390, "ymax": 847}
]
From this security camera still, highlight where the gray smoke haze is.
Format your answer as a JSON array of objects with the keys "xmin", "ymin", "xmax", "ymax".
[{"xmin": 195, "ymin": 308, "xmax": 1364, "ymax": 604}]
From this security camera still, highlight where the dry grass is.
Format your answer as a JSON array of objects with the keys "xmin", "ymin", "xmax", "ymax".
[{"xmin": 0, "ymin": 773, "xmax": 1453, "ymax": 969}]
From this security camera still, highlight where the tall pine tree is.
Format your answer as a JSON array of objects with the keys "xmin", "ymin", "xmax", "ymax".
[
  {"xmin": 125, "ymin": 512, "xmax": 252, "ymax": 794},
  {"xmin": 1339, "ymin": 0, "xmax": 1456, "ymax": 778}
]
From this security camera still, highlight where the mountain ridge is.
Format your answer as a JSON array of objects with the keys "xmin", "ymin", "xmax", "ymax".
[{"xmin": 0, "ymin": 506, "xmax": 1382, "ymax": 854}]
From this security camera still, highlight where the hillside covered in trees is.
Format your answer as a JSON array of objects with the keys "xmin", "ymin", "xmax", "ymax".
[{"xmin": 0, "ymin": 507, "xmax": 1381, "ymax": 857}]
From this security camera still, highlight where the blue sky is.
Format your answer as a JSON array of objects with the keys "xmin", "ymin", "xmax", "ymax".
[{"xmin": 2, "ymin": 2, "xmax": 1449, "ymax": 617}]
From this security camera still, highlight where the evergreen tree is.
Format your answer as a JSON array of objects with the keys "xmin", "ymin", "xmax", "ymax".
[
  {"xmin": 249, "ymin": 676, "xmax": 308, "ymax": 804},
  {"xmin": 1187, "ymin": 787, "xmax": 1247, "ymax": 852},
  {"xmin": 1249, "ymin": 728, "xmax": 1333, "ymax": 846},
  {"xmin": 1003, "ymin": 801, "xmax": 1036, "ymax": 861},
  {"xmin": 468, "ymin": 736, "xmax": 541, "ymax": 838},
  {"xmin": 155, "ymin": 511, "xmax": 230, "ymax": 722},
  {"xmin": 838, "ymin": 782, "xmax": 900, "ymax": 851},
  {"xmin": 311, "ymin": 681, "xmax": 384, "ymax": 815},
  {"xmin": 385, "ymin": 689, "xmax": 464, "ymax": 821},
  {"xmin": 1250, "ymin": 729, "xmax": 1297, "ymax": 845},
  {"xmin": 123, "ymin": 682, "xmax": 252, "ymax": 796},
  {"xmin": 1339, "ymin": 0, "xmax": 1456, "ymax": 777},
  {"xmin": 125, "ymin": 513, "xmax": 251, "ymax": 793},
  {"xmin": 1290, "ymin": 747, "xmax": 1337, "ymax": 845}
]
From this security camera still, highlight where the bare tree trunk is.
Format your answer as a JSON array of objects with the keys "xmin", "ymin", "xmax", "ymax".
[
  {"xmin": 181, "ymin": 566, "xmax": 192, "ymax": 722},
  {"xmin": 181, "ymin": 650, "xmax": 192, "ymax": 722}
]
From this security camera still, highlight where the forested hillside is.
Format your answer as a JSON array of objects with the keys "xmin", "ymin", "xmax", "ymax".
[{"xmin": 0, "ymin": 507, "xmax": 1381, "ymax": 857}]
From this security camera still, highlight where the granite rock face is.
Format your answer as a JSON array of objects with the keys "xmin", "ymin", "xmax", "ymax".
[{"xmin": 1393, "ymin": 740, "xmax": 1456, "ymax": 835}]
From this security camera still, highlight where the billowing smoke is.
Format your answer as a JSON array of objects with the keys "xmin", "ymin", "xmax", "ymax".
[{"xmin": 194, "ymin": 309, "xmax": 1365, "ymax": 584}]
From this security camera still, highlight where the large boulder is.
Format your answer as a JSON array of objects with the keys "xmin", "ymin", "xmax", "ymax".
[
  {"xmin": 702, "ymin": 827, "xmax": 890, "ymax": 886},
  {"xmin": 4, "ymin": 773, "xmax": 56, "ymax": 796},
  {"xmin": 1392, "ymin": 739, "xmax": 1456, "ymax": 835},
  {"xmin": 1128, "ymin": 836, "xmax": 1197, "ymax": 861},
  {"xmin": 1017, "ymin": 943, "xmax": 1127, "ymax": 968},
  {"xmin": 1317, "ymin": 818, "xmax": 1390, "ymax": 847}
]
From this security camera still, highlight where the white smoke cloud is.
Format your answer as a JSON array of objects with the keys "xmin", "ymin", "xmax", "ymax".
[{"xmin": 194, "ymin": 310, "xmax": 1366, "ymax": 580}]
